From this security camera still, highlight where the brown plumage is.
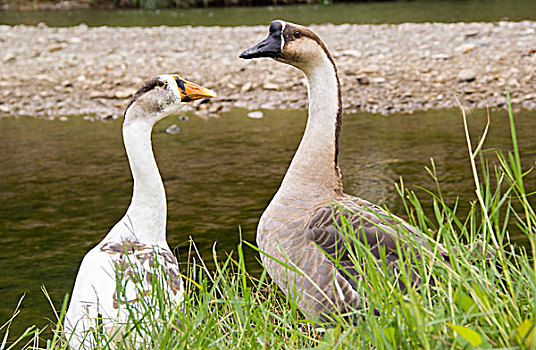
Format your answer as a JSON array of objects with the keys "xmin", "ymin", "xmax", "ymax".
[{"xmin": 241, "ymin": 20, "xmax": 448, "ymax": 323}]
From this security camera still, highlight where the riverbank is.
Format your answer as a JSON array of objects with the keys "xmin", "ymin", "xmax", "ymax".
[{"xmin": 1, "ymin": 21, "xmax": 535, "ymax": 118}]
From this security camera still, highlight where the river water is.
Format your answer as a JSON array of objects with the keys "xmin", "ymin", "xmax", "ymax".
[
  {"xmin": 1, "ymin": 108, "xmax": 535, "ymax": 340},
  {"xmin": 1, "ymin": 0, "xmax": 536, "ymax": 341},
  {"xmin": 1, "ymin": 0, "xmax": 536, "ymax": 27}
]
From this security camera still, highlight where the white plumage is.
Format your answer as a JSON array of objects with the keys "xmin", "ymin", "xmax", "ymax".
[{"xmin": 64, "ymin": 74, "xmax": 216, "ymax": 349}]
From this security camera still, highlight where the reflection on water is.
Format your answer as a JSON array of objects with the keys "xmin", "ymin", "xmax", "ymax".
[
  {"xmin": 1, "ymin": 0, "xmax": 535, "ymax": 27},
  {"xmin": 0, "ymin": 108, "xmax": 535, "ymax": 340}
]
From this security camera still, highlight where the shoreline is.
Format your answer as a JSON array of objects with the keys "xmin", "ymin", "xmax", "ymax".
[{"xmin": 0, "ymin": 21, "xmax": 535, "ymax": 118}]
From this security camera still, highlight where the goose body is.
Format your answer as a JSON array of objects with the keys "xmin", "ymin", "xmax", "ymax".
[
  {"xmin": 240, "ymin": 21, "xmax": 443, "ymax": 322},
  {"xmin": 65, "ymin": 74, "xmax": 216, "ymax": 349}
]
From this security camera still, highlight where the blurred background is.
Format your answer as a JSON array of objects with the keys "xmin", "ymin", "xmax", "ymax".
[{"xmin": 1, "ymin": 0, "xmax": 536, "ymax": 25}]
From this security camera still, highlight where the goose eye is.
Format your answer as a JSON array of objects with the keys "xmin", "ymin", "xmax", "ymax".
[
  {"xmin": 293, "ymin": 31, "xmax": 301, "ymax": 38},
  {"xmin": 157, "ymin": 81, "xmax": 166, "ymax": 88}
]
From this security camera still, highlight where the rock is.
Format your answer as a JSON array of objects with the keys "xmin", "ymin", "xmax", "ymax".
[
  {"xmin": 59, "ymin": 116, "xmax": 68, "ymax": 121},
  {"xmin": 368, "ymin": 77, "xmax": 386, "ymax": 84},
  {"xmin": 260, "ymin": 103, "xmax": 276, "ymax": 109},
  {"xmin": 356, "ymin": 76, "xmax": 370, "ymax": 85},
  {"xmin": 179, "ymin": 116, "xmax": 190, "ymax": 122},
  {"xmin": 457, "ymin": 69, "xmax": 477, "ymax": 82},
  {"xmin": 165, "ymin": 124, "xmax": 181, "ymax": 134},
  {"xmin": 463, "ymin": 87, "xmax": 477, "ymax": 94},
  {"xmin": 340, "ymin": 49, "xmax": 362, "ymax": 58},
  {"xmin": 100, "ymin": 114, "xmax": 116, "ymax": 121},
  {"xmin": 359, "ymin": 65, "xmax": 380, "ymax": 74},
  {"xmin": 2, "ymin": 53, "xmax": 15, "ymax": 63},
  {"xmin": 431, "ymin": 53, "xmax": 450, "ymax": 60},
  {"xmin": 464, "ymin": 30, "xmax": 479, "ymax": 38},
  {"xmin": 114, "ymin": 89, "xmax": 135, "ymax": 99},
  {"xmin": 48, "ymin": 45, "xmax": 63, "ymax": 53},
  {"xmin": 240, "ymin": 82, "xmax": 252, "ymax": 93},
  {"xmin": 436, "ymin": 74, "xmax": 449, "ymax": 83},
  {"xmin": 209, "ymin": 105, "xmax": 222, "ymax": 114},
  {"xmin": 89, "ymin": 92, "xmax": 105, "ymax": 99},
  {"xmin": 262, "ymin": 83, "xmax": 280, "ymax": 91},
  {"xmin": 247, "ymin": 111, "xmax": 263, "ymax": 119},
  {"xmin": 456, "ymin": 43, "xmax": 477, "ymax": 54}
]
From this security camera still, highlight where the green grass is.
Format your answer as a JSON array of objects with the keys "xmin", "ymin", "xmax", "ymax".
[{"xmin": 2, "ymin": 93, "xmax": 536, "ymax": 349}]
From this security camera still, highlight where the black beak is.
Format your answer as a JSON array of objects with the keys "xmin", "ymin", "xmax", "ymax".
[{"xmin": 240, "ymin": 24, "xmax": 283, "ymax": 59}]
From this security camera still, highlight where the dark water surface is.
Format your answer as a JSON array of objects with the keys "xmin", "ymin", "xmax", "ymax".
[
  {"xmin": 1, "ymin": 108, "xmax": 535, "ymax": 341},
  {"xmin": 1, "ymin": 0, "xmax": 535, "ymax": 27}
]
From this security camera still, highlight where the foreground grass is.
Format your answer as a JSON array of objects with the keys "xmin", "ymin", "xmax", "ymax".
[{"xmin": 2, "ymin": 96, "xmax": 535, "ymax": 349}]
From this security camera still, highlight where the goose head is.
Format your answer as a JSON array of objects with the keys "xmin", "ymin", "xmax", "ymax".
[
  {"xmin": 124, "ymin": 74, "xmax": 217, "ymax": 123},
  {"xmin": 239, "ymin": 20, "xmax": 332, "ymax": 71}
]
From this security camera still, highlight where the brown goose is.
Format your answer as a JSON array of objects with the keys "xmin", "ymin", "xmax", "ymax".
[{"xmin": 240, "ymin": 21, "xmax": 447, "ymax": 323}]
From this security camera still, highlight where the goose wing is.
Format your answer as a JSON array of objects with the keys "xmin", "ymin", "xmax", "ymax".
[
  {"xmin": 99, "ymin": 240, "xmax": 183, "ymax": 309},
  {"xmin": 305, "ymin": 196, "xmax": 436, "ymax": 292},
  {"xmin": 66, "ymin": 240, "xmax": 183, "ymax": 341}
]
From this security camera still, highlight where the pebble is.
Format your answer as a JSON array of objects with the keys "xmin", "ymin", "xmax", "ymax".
[
  {"xmin": 368, "ymin": 77, "xmax": 386, "ymax": 84},
  {"xmin": 240, "ymin": 82, "xmax": 252, "ymax": 93},
  {"xmin": 432, "ymin": 53, "xmax": 450, "ymax": 60},
  {"xmin": 0, "ymin": 21, "xmax": 534, "ymax": 117},
  {"xmin": 262, "ymin": 83, "xmax": 280, "ymax": 91},
  {"xmin": 2, "ymin": 53, "xmax": 16, "ymax": 63},
  {"xmin": 115, "ymin": 89, "xmax": 135, "ymax": 99},
  {"xmin": 339, "ymin": 49, "xmax": 362, "ymax": 58},
  {"xmin": 247, "ymin": 111, "xmax": 263, "ymax": 119},
  {"xmin": 359, "ymin": 64, "xmax": 381, "ymax": 74},
  {"xmin": 456, "ymin": 43, "xmax": 477, "ymax": 54},
  {"xmin": 458, "ymin": 69, "xmax": 477, "ymax": 82},
  {"xmin": 356, "ymin": 76, "xmax": 370, "ymax": 85},
  {"xmin": 48, "ymin": 45, "xmax": 63, "ymax": 53},
  {"xmin": 165, "ymin": 124, "xmax": 181, "ymax": 134}
]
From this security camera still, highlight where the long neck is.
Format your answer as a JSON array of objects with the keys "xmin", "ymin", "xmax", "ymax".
[
  {"xmin": 277, "ymin": 55, "xmax": 343, "ymax": 201},
  {"xmin": 117, "ymin": 109, "xmax": 166, "ymax": 244}
]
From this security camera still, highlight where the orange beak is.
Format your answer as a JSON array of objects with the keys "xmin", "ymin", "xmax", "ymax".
[{"xmin": 175, "ymin": 75, "xmax": 217, "ymax": 102}]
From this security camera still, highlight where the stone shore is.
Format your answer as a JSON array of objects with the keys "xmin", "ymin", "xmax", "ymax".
[{"xmin": 0, "ymin": 21, "xmax": 535, "ymax": 119}]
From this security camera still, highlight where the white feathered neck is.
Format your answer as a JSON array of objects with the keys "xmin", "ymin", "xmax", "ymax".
[{"xmin": 104, "ymin": 105, "xmax": 167, "ymax": 245}]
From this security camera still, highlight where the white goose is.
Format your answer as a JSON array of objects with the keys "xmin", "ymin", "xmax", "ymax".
[
  {"xmin": 64, "ymin": 74, "xmax": 216, "ymax": 349},
  {"xmin": 240, "ymin": 21, "xmax": 449, "ymax": 323}
]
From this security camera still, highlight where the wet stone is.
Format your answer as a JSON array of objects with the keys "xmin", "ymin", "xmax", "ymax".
[
  {"xmin": 458, "ymin": 69, "xmax": 477, "ymax": 82},
  {"xmin": 165, "ymin": 124, "xmax": 181, "ymax": 134},
  {"xmin": 247, "ymin": 111, "xmax": 263, "ymax": 119}
]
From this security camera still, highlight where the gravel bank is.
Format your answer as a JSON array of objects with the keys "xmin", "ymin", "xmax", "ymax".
[{"xmin": 0, "ymin": 21, "xmax": 535, "ymax": 118}]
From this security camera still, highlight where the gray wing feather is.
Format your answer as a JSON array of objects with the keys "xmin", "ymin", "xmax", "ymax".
[{"xmin": 305, "ymin": 196, "xmax": 437, "ymax": 302}]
